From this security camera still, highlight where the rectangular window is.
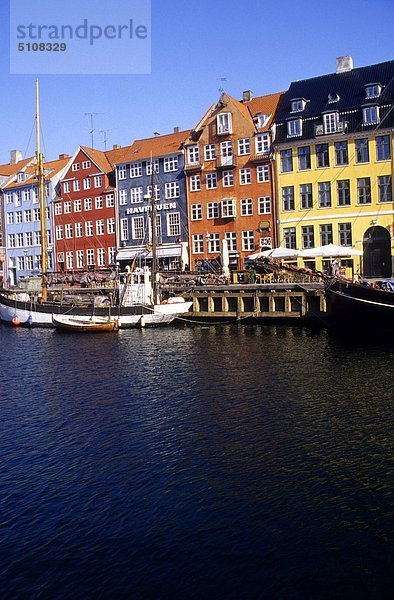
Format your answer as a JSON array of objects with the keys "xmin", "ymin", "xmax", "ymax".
[
  {"xmin": 187, "ymin": 145, "xmax": 200, "ymax": 165},
  {"xmin": 108, "ymin": 247, "xmax": 116, "ymax": 265},
  {"xmin": 287, "ymin": 119, "xmax": 302, "ymax": 137},
  {"xmin": 74, "ymin": 199, "xmax": 82, "ymax": 212},
  {"xmin": 107, "ymin": 218, "xmax": 116, "ymax": 234},
  {"xmin": 339, "ymin": 223, "xmax": 352, "ymax": 246},
  {"xmin": 357, "ymin": 178, "xmax": 371, "ymax": 204},
  {"xmin": 221, "ymin": 198, "xmax": 236, "ymax": 218},
  {"xmin": 190, "ymin": 174, "xmax": 201, "ymax": 191},
  {"xmin": 85, "ymin": 221, "xmax": 94, "ymax": 236},
  {"xmin": 258, "ymin": 196, "xmax": 271, "ymax": 214},
  {"xmin": 72, "ymin": 163, "xmax": 80, "ymax": 172},
  {"xmin": 16, "ymin": 233, "xmax": 23, "ymax": 247},
  {"xmin": 130, "ymin": 187, "xmax": 143, "ymax": 203},
  {"xmin": 257, "ymin": 165, "xmax": 270, "ymax": 182},
  {"xmin": 147, "ymin": 184, "xmax": 160, "ymax": 200},
  {"xmin": 96, "ymin": 219, "xmax": 105, "ymax": 235},
  {"xmin": 15, "ymin": 211, "xmax": 22, "ymax": 224},
  {"xmin": 337, "ymin": 180, "xmax": 351, "ymax": 206},
  {"xmin": 320, "ymin": 224, "xmax": 333, "ymax": 246},
  {"xmin": 75, "ymin": 222, "xmax": 83, "ymax": 238},
  {"xmin": 55, "ymin": 225, "xmax": 63, "ymax": 240},
  {"xmin": 106, "ymin": 194, "xmax": 115, "ymax": 207},
  {"xmin": 318, "ymin": 182, "xmax": 331, "ymax": 208},
  {"xmin": 5, "ymin": 193, "xmax": 13, "ymax": 204},
  {"xmin": 225, "ymin": 232, "xmax": 237, "ymax": 251},
  {"xmin": 298, "ymin": 146, "xmax": 311, "ymax": 170},
  {"xmin": 376, "ymin": 135, "xmax": 390, "ymax": 161},
  {"xmin": 95, "ymin": 196, "xmax": 103, "ymax": 209},
  {"xmin": 316, "ymin": 144, "xmax": 330, "ymax": 168},
  {"xmin": 130, "ymin": 163, "xmax": 142, "ymax": 178},
  {"xmin": 132, "ymin": 216, "xmax": 144, "ymax": 239},
  {"xmin": 119, "ymin": 189, "xmax": 128, "ymax": 205},
  {"xmin": 207, "ymin": 233, "xmax": 220, "ymax": 253},
  {"xmin": 165, "ymin": 182, "xmax": 180, "ymax": 199},
  {"xmin": 76, "ymin": 250, "xmax": 84, "ymax": 269},
  {"xmin": 120, "ymin": 218, "xmax": 129, "ymax": 241},
  {"xmin": 240, "ymin": 198, "xmax": 253, "ymax": 216},
  {"xmin": 222, "ymin": 170, "xmax": 234, "ymax": 187},
  {"xmin": 73, "ymin": 180, "xmax": 80, "ymax": 192},
  {"xmin": 94, "ymin": 175, "xmax": 102, "ymax": 188},
  {"xmin": 335, "ymin": 141, "xmax": 348, "ymax": 165},
  {"xmin": 63, "ymin": 181, "xmax": 70, "ymax": 193},
  {"xmin": 192, "ymin": 234, "xmax": 204, "ymax": 254},
  {"xmin": 86, "ymin": 249, "xmax": 95, "ymax": 266},
  {"xmin": 191, "ymin": 204, "xmax": 202, "ymax": 220},
  {"xmin": 57, "ymin": 252, "xmax": 65, "ymax": 264},
  {"xmin": 378, "ymin": 175, "xmax": 392, "ymax": 203},
  {"xmin": 146, "ymin": 159, "xmax": 159, "ymax": 176},
  {"xmin": 355, "ymin": 138, "xmax": 369, "ymax": 163},
  {"xmin": 238, "ymin": 138, "xmax": 250, "ymax": 155},
  {"xmin": 167, "ymin": 213, "xmax": 181, "ymax": 237},
  {"xmin": 14, "ymin": 191, "xmax": 22, "ymax": 207},
  {"xmin": 64, "ymin": 201, "xmax": 71, "ymax": 214},
  {"xmin": 66, "ymin": 251, "xmax": 74, "ymax": 270},
  {"xmin": 281, "ymin": 149, "xmax": 293, "ymax": 172},
  {"xmin": 82, "ymin": 160, "xmax": 91, "ymax": 169},
  {"xmin": 25, "ymin": 255, "xmax": 33, "ymax": 270},
  {"xmin": 118, "ymin": 165, "xmax": 127, "ymax": 180},
  {"xmin": 283, "ymin": 227, "xmax": 296, "ymax": 250},
  {"xmin": 204, "ymin": 144, "xmax": 216, "ymax": 161},
  {"xmin": 8, "ymin": 234, "xmax": 16, "ymax": 247},
  {"xmin": 217, "ymin": 112, "xmax": 232, "ymax": 135},
  {"xmin": 6, "ymin": 212, "xmax": 14, "ymax": 224},
  {"xmin": 242, "ymin": 230, "xmax": 254, "ymax": 251},
  {"xmin": 33, "ymin": 208, "xmax": 40, "ymax": 221},
  {"xmin": 97, "ymin": 248, "xmax": 106, "ymax": 267},
  {"xmin": 34, "ymin": 231, "xmax": 41, "ymax": 246},
  {"xmin": 324, "ymin": 112, "xmax": 338, "ymax": 133},
  {"xmin": 65, "ymin": 224, "xmax": 73, "ymax": 239},
  {"xmin": 239, "ymin": 168, "xmax": 252, "ymax": 185},
  {"xmin": 164, "ymin": 156, "xmax": 179, "ymax": 172},
  {"xmin": 219, "ymin": 141, "xmax": 233, "ymax": 167},
  {"xmin": 363, "ymin": 106, "xmax": 379, "ymax": 125},
  {"xmin": 206, "ymin": 172, "xmax": 217, "ymax": 189},
  {"xmin": 84, "ymin": 198, "xmax": 92, "ymax": 211},
  {"xmin": 207, "ymin": 202, "xmax": 219, "ymax": 219},
  {"xmin": 302, "ymin": 225, "xmax": 314, "ymax": 249},
  {"xmin": 282, "ymin": 186, "xmax": 295, "ymax": 211},
  {"xmin": 255, "ymin": 134, "xmax": 270, "ymax": 154},
  {"xmin": 300, "ymin": 183, "xmax": 313, "ymax": 210},
  {"xmin": 25, "ymin": 232, "xmax": 33, "ymax": 246},
  {"xmin": 83, "ymin": 178, "xmax": 91, "ymax": 190}
]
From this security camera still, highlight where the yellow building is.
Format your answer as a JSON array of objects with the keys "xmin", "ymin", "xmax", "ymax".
[{"xmin": 273, "ymin": 57, "xmax": 394, "ymax": 278}]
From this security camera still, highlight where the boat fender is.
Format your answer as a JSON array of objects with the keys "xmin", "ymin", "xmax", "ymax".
[
  {"xmin": 161, "ymin": 299, "xmax": 168, "ymax": 304},
  {"xmin": 11, "ymin": 316, "xmax": 21, "ymax": 326}
]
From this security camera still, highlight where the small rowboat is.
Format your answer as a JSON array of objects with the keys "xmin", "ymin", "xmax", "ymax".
[{"xmin": 52, "ymin": 314, "xmax": 119, "ymax": 332}]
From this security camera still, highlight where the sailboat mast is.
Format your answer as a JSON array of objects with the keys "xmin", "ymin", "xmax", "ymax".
[
  {"xmin": 35, "ymin": 80, "xmax": 47, "ymax": 301},
  {"xmin": 150, "ymin": 154, "xmax": 159, "ymax": 303}
]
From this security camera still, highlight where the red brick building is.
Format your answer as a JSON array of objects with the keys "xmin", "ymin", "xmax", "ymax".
[
  {"xmin": 53, "ymin": 146, "xmax": 117, "ymax": 273},
  {"xmin": 184, "ymin": 91, "xmax": 283, "ymax": 272}
]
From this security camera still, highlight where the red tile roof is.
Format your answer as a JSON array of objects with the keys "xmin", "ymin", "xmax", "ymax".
[{"xmin": 109, "ymin": 130, "xmax": 192, "ymax": 164}]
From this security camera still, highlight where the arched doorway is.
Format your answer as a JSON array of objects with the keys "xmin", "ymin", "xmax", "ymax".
[{"xmin": 363, "ymin": 226, "xmax": 392, "ymax": 278}]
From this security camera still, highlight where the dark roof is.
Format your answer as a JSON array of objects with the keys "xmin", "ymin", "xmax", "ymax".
[{"xmin": 274, "ymin": 60, "xmax": 394, "ymax": 142}]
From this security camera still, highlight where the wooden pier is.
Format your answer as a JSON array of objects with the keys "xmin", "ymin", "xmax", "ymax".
[{"xmin": 179, "ymin": 283, "xmax": 326, "ymax": 322}]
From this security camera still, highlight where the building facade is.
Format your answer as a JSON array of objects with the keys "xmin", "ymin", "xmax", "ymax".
[
  {"xmin": 274, "ymin": 57, "xmax": 394, "ymax": 277},
  {"xmin": 113, "ymin": 130, "xmax": 190, "ymax": 270},
  {"xmin": 184, "ymin": 91, "xmax": 282, "ymax": 272},
  {"xmin": 53, "ymin": 147, "xmax": 117, "ymax": 273},
  {"xmin": 2, "ymin": 156, "xmax": 68, "ymax": 286}
]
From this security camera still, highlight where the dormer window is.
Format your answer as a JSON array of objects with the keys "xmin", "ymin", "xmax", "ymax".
[
  {"xmin": 363, "ymin": 106, "xmax": 379, "ymax": 125},
  {"xmin": 323, "ymin": 112, "xmax": 339, "ymax": 134},
  {"xmin": 291, "ymin": 99, "xmax": 306, "ymax": 113},
  {"xmin": 328, "ymin": 93, "xmax": 340, "ymax": 103},
  {"xmin": 217, "ymin": 112, "xmax": 232, "ymax": 135},
  {"xmin": 17, "ymin": 172, "xmax": 25, "ymax": 183},
  {"xmin": 255, "ymin": 113, "xmax": 270, "ymax": 128},
  {"xmin": 365, "ymin": 84, "xmax": 381, "ymax": 99},
  {"xmin": 287, "ymin": 119, "xmax": 302, "ymax": 137}
]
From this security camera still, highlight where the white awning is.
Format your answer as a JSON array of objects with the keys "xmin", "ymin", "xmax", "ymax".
[{"xmin": 116, "ymin": 246, "xmax": 181, "ymax": 261}]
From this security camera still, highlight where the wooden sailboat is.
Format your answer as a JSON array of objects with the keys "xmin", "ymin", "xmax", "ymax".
[
  {"xmin": 52, "ymin": 314, "xmax": 119, "ymax": 332},
  {"xmin": 0, "ymin": 83, "xmax": 192, "ymax": 328}
]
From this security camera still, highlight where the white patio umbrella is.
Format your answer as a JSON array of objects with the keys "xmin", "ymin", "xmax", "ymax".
[
  {"xmin": 248, "ymin": 247, "xmax": 300, "ymax": 260},
  {"xmin": 180, "ymin": 242, "xmax": 189, "ymax": 271},
  {"xmin": 300, "ymin": 243, "xmax": 363, "ymax": 258},
  {"xmin": 221, "ymin": 238, "xmax": 230, "ymax": 277}
]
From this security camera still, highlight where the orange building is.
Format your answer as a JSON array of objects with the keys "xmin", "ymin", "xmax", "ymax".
[{"xmin": 184, "ymin": 90, "xmax": 283, "ymax": 273}]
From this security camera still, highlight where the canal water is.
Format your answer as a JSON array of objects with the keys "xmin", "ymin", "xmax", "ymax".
[{"xmin": 0, "ymin": 324, "xmax": 392, "ymax": 599}]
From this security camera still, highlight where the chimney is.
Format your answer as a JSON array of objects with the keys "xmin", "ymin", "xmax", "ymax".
[
  {"xmin": 242, "ymin": 90, "xmax": 253, "ymax": 102},
  {"xmin": 58, "ymin": 153, "xmax": 69, "ymax": 160},
  {"xmin": 10, "ymin": 149, "xmax": 23, "ymax": 164},
  {"xmin": 174, "ymin": 126, "xmax": 181, "ymax": 133},
  {"xmin": 336, "ymin": 56, "xmax": 353, "ymax": 74},
  {"xmin": 112, "ymin": 144, "xmax": 121, "ymax": 150}
]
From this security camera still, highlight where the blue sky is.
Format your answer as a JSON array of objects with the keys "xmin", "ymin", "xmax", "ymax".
[{"xmin": 1, "ymin": 0, "xmax": 393, "ymax": 163}]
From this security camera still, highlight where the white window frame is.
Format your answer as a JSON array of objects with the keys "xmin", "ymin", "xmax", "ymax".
[
  {"xmin": 221, "ymin": 198, "xmax": 236, "ymax": 218},
  {"xmin": 130, "ymin": 187, "xmax": 143, "ymax": 204},
  {"xmin": 130, "ymin": 162, "xmax": 142, "ymax": 178},
  {"xmin": 323, "ymin": 112, "xmax": 338, "ymax": 134},
  {"xmin": 204, "ymin": 144, "xmax": 216, "ymax": 161},
  {"xmin": 165, "ymin": 181, "xmax": 180, "ymax": 199},
  {"xmin": 132, "ymin": 216, "xmax": 144, "ymax": 239},
  {"xmin": 119, "ymin": 189, "xmax": 128, "ymax": 205},
  {"xmin": 207, "ymin": 233, "xmax": 220, "ymax": 253},
  {"xmin": 187, "ymin": 145, "xmax": 200, "ymax": 165},
  {"xmin": 287, "ymin": 119, "xmax": 302, "ymax": 137},
  {"xmin": 96, "ymin": 219, "xmax": 105, "ymax": 235},
  {"xmin": 192, "ymin": 234, "xmax": 204, "ymax": 254},
  {"xmin": 75, "ymin": 222, "xmax": 83, "ymax": 238},
  {"xmin": 255, "ymin": 134, "xmax": 270, "ymax": 154},
  {"xmin": 206, "ymin": 173, "xmax": 217, "ymax": 189},
  {"xmin": 120, "ymin": 218, "xmax": 129, "ymax": 241},
  {"xmin": 207, "ymin": 202, "xmax": 219, "ymax": 219},
  {"xmin": 222, "ymin": 170, "xmax": 234, "ymax": 187},
  {"xmin": 84, "ymin": 198, "xmax": 92, "ymax": 211},
  {"xmin": 85, "ymin": 221, "xmax": 94, "ymax": 237},
  {"xmin": 238, "ymin": 138, "xmax": 250, "ymax": 155},
  {"xmin": 240, "ymin": 198, "xmax": 253, "ymax": 216},
  {"xmin": 164, "ymin": 156, "xmax": 178, "ymax": 173},
  {"xmin": 191, "ymin": 204, "xmax": 202, "ymax": 220},
  {"xmin": 217, "ymin": 112, "xmax": 232, "ymax": 135},
  {"xmin": 363, "ymin": 106, "xmax": 379, "ymax": 125},
  {"xmin": 257, "ymin": 165, "xmax": 270, "ymax": 182},
  {"xmin": 258, "ymin": 196, "xmax": 271, "ymax": 214},
  {"xmin": 74, "ymin": 199, "xmax": 82, "ymax": 212},
  {"xmin": 239, "ymin": 168, "xmax": 252, "ymax": 185},
  {"xmin": 118, "ymin": 165, "xmax": 127, "ymax": 180},
  {"xmin": 167, "ymin": 212, "xmax": 181, "ymax": 237},
  {"xmin": 190, "ymin": 174, "xmax": 201, "ymax": 192},
  {"xmin": 242, "ymin": 230, "xmax": 255, "ymax": 252}
]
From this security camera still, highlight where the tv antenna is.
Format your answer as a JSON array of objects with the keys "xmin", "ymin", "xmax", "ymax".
[
  {"xmin": 99, "ymin": 129, "xmax": 110, "ymax": 151},
  {"xmin": 217, "ymin": 77, "xmax": 228, "ymax": 93},
  {"xmin": 85, "ymin": 112, "xmax": 104, "ymax": 148}
]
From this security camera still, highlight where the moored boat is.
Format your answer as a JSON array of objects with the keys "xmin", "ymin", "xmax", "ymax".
[{"xmin": 52, "ymin": 314, "xmax": 119, "ymax": 332}]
